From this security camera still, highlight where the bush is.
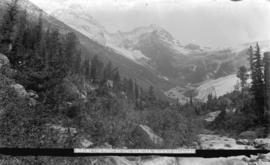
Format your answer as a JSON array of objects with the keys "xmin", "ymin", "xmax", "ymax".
[
  {"xmin": 144, "ymin": 108, "xmax": 198, "ymax": 148},
  {"xmin": 0, "ymin": 86, "xmax": 45, "ymax": 147},
  {"xmin": 211, "ymin": 110, "xmax": 257, "ymax": 135}
]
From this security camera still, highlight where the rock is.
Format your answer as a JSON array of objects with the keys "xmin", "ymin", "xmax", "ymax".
[
  {"xmin": 47, "ymin": 124, "xmax": 77, "ymax": 136},
  {"xmin": 131, "ymin": 125, "xmax": 164, "ymax": 148},
  {"xmin": 0, "ymin": 53, "xmax": 9, "ymax": 70},
  {"xmin": 239, "ymin": 131, "xmax": 257, "ymax": 139},
  {"xmin": 97, "ymin": 142, "xmax": 113, "ymax": 149},
  {"xmin": 141, "ymin": 157, "xmax": 176, "ymax": 165},
  {"xmin": 80, "ymin": 138, "xmax": 93, "ymax": 148},
  {"xmin": 258, "ymin": 152, "xmax": 270, "ymax": 162},
  {"xmin": 191, "ymin": 142, "xmax": 200, "ymax": 149},
  {"xmin": 139, "ymin": 125, "xmax": 163, "ymax": 145},
  {"xmin": 95, "ymin": 157, "xmax": 133, "ymax": 165},
  {"xmin": 236, "ymin": 139, "xmax": 251, "ymax": 145},
  {"xmin": 10, "ymin": 83, "xmax": 28, "ymax": 98},
  {"xmin": 106, "ymin": 80, "xmax": 113, "ymax": 88},
  {"xmin": 27, "ymin": 90, "xmax": 39, "ymax": 99},
  {"xmin": 204, "ymin": 111, "xmax": 221, "ymax": 122},
  {"xmin": 9, "ymin": 84, "xmax": 39, "ymax": 106},
  {"xmin": 254, "ymin": 139, "xmax": 270, "ymax": 149},
  {"xmin": 28, "ymin": 98, "xmax": 38, "ymax": 106},
  {"xmin": 199, "ymin": 134, "xmax": 255, "ymax": 149}
]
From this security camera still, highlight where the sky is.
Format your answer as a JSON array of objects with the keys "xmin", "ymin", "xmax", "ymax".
[{"xmin": 29, "ymin": 0, "xmax": 270, "ymax": 48}]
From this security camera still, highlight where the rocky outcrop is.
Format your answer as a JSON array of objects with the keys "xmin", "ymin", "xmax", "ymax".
[
  {"xmin": 198, "ymin": 134, "xmax": 255, "ymax": 149},
  {"xmin": 10, "ymin": 84, "xmax": 28, "ymax": 98},
  {"xmin": 78, "ymin": 138, "xmax": 93, "ymax": 148},
  {"xmin": 204, "ymin": 111, "xmax": 221, "ymax": 122},
  {"xmin": 131, "ymin": 125, "xmax": 164, "ymax": 148},
  {"xmin": 199, "ymin": 131, "xmax": 270, "ymax": 150},
  {"xmin": 254, "ymin": 139, "xmax": 270, "ymax": 150},
  {"xmin": 9, "ymin": 83, "xmax": 38, "ymax": 106},
  {"xmin": 0, "ymin": 53, "xmax": 9, "ymax": 70}
]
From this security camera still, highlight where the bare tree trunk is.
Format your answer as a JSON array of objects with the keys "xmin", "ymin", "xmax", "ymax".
[{"xmin": 264, "ymin": 52, "xmax": 270, "ymax": 137}]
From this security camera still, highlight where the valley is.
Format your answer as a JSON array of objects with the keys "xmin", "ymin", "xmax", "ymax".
[{"xmin": 0, "ymin": 0, "xmax": 270, "ymax": 164}]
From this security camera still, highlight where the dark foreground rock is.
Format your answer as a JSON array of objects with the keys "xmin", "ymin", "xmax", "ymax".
[{"xmin": 1, "ymin": 152, "xmax": 270, "ymax": 165}]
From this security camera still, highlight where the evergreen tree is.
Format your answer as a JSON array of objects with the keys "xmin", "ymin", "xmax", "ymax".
[
  {"xmin": 113, "ymin": 69, "xmax": 120, "ymax": 90},
  {"xmin": 12, "ymin": 9, "xmax": 28, "ymax": 68},
  {"xmin": 251, "ymin": 43, "xmax": 265, "ymax": 122},
  {"xmin": 127, "ymin": 78, "xmax": 134, "ymax": 100},
  {"xmin": 148, "ymin": 85, "xmax": 156, "ymax": 103},
  {"xmin": 134, "ymin": 81, "xmax": 139, "ymax": 100},
  {"xmin": 83, "ymin": 58, "xmax": 90, "ymax": 79},
  {"xmin": 90, "ymin": 55, "xmax": 103, "ymax": 82},
  {"xmin": 237, "ymin": 66, "xmax": 249, "ymax": 110},
  {"xmin": 73, "ymin": 51, "xmax": 82, "ymax": 74},
  {"xmin": 237, "ymin": 66, "xmax": 249, "ymax": 91},
  {"xmin": 64, "ymin": 32, "xmax": 77, "ymax": 71},
  {"xmin": 248, "ymin": 46, "xmax": 254, "ymax": 71},
  {"xmin": 0, "ymin": 0, "xmax": 19, "ymax": 54},
  {"xmin": 134, "ymin": 81, "xmax": 139, "ymax": 108},
  {"xmin": 113, "ymin": 70, "xmax": 120, "ymax": 83},
  {"xmin": 103, "ymin": 61, "xmax": 113, "ymax": 80}
]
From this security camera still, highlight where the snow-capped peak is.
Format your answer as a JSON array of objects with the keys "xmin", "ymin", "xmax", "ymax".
[{"xmin": 51, "ymin": 4, "xmax": 107, "ymax": 45}]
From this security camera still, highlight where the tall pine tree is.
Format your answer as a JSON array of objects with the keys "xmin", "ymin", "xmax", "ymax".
[
  {"xmin": 251, "ymin": 43, "xmax": 265, "ymax": 123},
  {"xmin": 0, "ymin": 0, "xmax": 18, "ymax": 54}
]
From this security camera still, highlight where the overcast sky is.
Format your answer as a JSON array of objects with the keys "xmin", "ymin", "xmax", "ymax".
[{"xmin": 30, "ymin": 0, "xmax": 270, "ymax": 47}]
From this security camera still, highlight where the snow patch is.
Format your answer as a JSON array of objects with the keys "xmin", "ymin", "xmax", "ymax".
[
  {"xmin": 158, "ymin": 75, "xmax": 169, "ymax": 81},
  {"xmin": 196, "ymin": 74, "xmax": 239, "ymax": 102}
]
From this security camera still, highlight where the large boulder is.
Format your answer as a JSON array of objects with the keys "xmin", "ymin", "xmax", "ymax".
[
  {"xmin": 10, "ymin": 84, "xmax": 28, "ymax": 98},
  {"xmin": 0, "ymin": 53, "xmax": 9, "ymax": 70},
  {"xmin": 79, "ymin": 138, "xmax": 93, "ymax": 148},
  {"xmin": 131, "ymin": 125, "xmax": 164, "ymax": 148},
  {"xmin": 254, "ymin": 138, "xmax": 270, "ymax": 150}
]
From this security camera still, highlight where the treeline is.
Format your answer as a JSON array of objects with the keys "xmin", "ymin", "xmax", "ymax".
[
  {"xmin": 208, "ymin": 43, "xmax": 268, "ymax": 136},
  {"xmin": 236, "ymin": 44, "xmax": 266, "ymax": 125}
]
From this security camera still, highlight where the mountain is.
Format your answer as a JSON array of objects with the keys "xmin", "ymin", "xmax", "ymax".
[
  {"xmin": 165, "ymin": 41, "xmax": 270, "ymax": 103},
  {"xmin": 4, "ymin": 0, "xmax": 270, "ymax": 102},
  {"xmin": 11, "ymin": 0, "xmax": 175, "ymax": 99}
]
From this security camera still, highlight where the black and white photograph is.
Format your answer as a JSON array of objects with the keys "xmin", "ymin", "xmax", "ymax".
[{"xmin": 0, "ymin": 0, "xmax": 270, "ymax": 156}]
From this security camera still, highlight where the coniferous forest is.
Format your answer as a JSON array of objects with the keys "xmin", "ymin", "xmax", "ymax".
[{"xmin": 0, "ymin": 0, "xmax": 198, "ymax": 149}]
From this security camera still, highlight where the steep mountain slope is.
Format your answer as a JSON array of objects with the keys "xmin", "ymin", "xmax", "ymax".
[{"xmin": 0, "ymin": 0, "xmax": 174, "ymax": 99}]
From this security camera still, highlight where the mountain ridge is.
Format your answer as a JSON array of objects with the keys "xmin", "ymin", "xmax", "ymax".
[{"xmin": 8, "ymin": 0, "xmax": 270, "ymax": 102}]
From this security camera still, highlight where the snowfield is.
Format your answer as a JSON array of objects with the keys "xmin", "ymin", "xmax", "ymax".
[
  {"xmin": 196, "ymin": 74, "xmax": 239, "ymax": 101},
  {"xmin": 165, "ymin": 74, "xmax": 243, "ymax": 103}
]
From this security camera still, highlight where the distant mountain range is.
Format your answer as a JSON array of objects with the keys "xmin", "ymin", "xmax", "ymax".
[{"xmin": 2, "ymin": 0, "xmax": 270, "ymax": 102}]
